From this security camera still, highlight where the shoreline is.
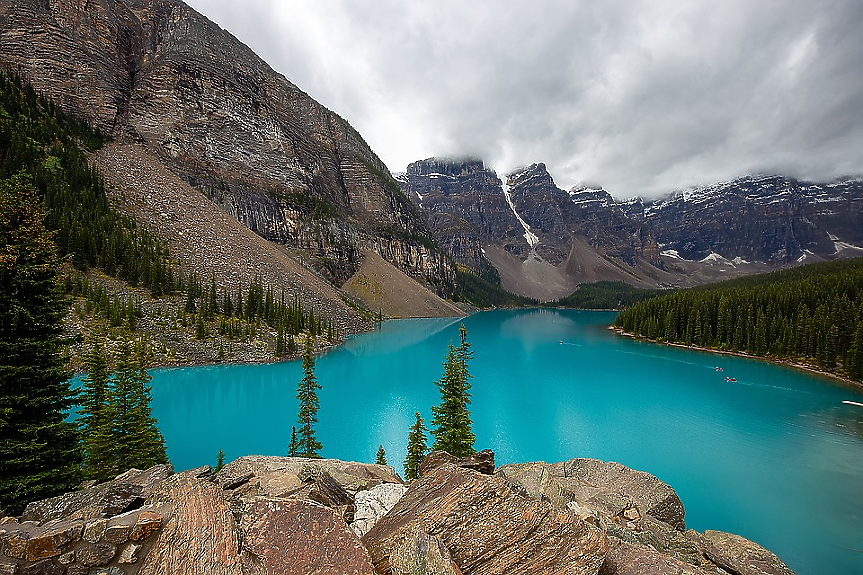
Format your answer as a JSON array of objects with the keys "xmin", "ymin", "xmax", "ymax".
[{"xmin": 609, "ymin": 326, "xmax": 863, "ymax": 392}]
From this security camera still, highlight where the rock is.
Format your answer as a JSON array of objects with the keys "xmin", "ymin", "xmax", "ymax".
[
  {"xmin": 301, "ymin": 466, "xmax": 353, "ymax": 507},
  {"xmin": 19, "ymin": 560, "xmax": 61, "ymax": 575},
  {"xmin": 362, "ymin": 463, "xmax": 609, "ymax": 574},
  {"xmin": 567, "ymin": 501, "xmax": 601, "ymax": 526},
  {"xmin": 22, "ymin": 520, "xmax": 82, "ymax": 561},
  {"xmin": 700, "ymin": 530, "xmax": 796, "ymax": 575},
  {"xmin": 57, "ymin": 551, "xmax": 74, "ymax": 565},
  {"xmin": 0, "ymin": 561, "xmax": 15, "ymax": 575},
  {"xmin": 75, "ymin": 542, "xmax": 117, "ymax": 568},
  {"xmin": 599, "ymin": 539, "xmax": 711, "ymax": 575},
  {"xmin": 418, "ymin": 450, "xmax": 495, "ymax": 477},
  {"xmin": 389, "ymin": 531, "xmax": 462, "ymax": 575},
  {"xmin": 21, "ymin": 465, "xmax": 173, "ymax": 524},
  {"xmin": 1, "ymin": 531, "xmax": 28, "ymax": 559},
  {"xmin": 82, "ymin": 518, "xmax": 107, "ymax": 543},
  {"xmin": 117, "ymin": 542, "xmax": 142, "ymax": 564},
  {"xmin": 240, "ymin": 497, "xmax": 375, "ymax": 575},
  {"xmin": 90, "ymin": 569, "xmax": 124, "ymax": 575},
  {"xmin": 103, "ymin": 523, "xmax": 131, "ymax": 545},
  {"xmin": 351, "ymin": 483, "xmax": 408, "ymax": 537},
  {"xmin": 138, "ymin": 474, "xmax": 242, "ymax": 575},
  {"xmin": 564, "ymin": 459, "xmax": 686, "ymax": 531},
  {"xmin": 215, "ymin": 456, "xmax": 401, "ymax": 502},
  {"xmin": 128, "ymin": 511, "xmax": 162, "ymax": 541}
]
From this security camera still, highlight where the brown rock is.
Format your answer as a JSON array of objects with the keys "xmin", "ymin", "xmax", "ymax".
[
  {"xmin": 76, "ymin": 542, "xmax": 117, "ymax": 567},
  {"xmin": 216, "ymin": 456, "xmax": 402, "ymax": 502},
  {"xmin": 2, "ymin": 531, "xmax": 28, "ymax": 559},
  {"xmin": 128, "ymin": 511, "xmax": 162, "ymax": 541},
  {"xmin": 564, "ymin": 459, "xmax": 686, "ymax": 531},
  {"xmin": 241, "ymin": 497, "xmax": 375, "ymax": 575},
  {"xmin": 138, "ymin": 473, "xmax": 242, "ymax": 575},
  {"xmin": 599, "ymin": 539, "xmax": 711, "ymax": 575},
  {"xmin": 389, "ymin": 531, "xmax": 462, "ymax": 575},
  {"xmin": 57, "ymin": 550, "xmax": 75, "ymax": 565},
  {"xmin": 117, "ymin": 542, "xmax": 142, "ymax": 564},
  {"xmin": 103, "ymin": 523, "xmax": 131, "ymax": 545},
  {"xmin": 363, "ymin": 464, "xmax": 609, "ymax": 575},
  {"xmin": 701, "ymin": 531, "xmax": 795, "ymax": 575},
  {"xmin": 299, "ymin": 466, "xmax": 352, "ymax": 507},
  {"xmin": 418, "ymin": 450, "xmax": 495, "ymax": 477},
  {"xmin": 19, "ymin": 560, "xmax": 61, "ymax": 575},
  {"xmin": 82, "ymin": 518, "xmax": 107, "ymax": 543},
  {"xmin": 21, "ymin": 465, "xmax": 173, "ymax": 523},
  {"xmin": 24, "ymin": 533, "xmax": 59, "ymax": 561},
  {"xmin": 0, "ymin": 561, "xmax": 15, "ymax": 575}
]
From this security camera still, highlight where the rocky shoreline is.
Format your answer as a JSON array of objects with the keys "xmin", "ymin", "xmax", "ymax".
[{"xmin": 0, "ymin": 451, "xmax": 796, "ymax": 575}]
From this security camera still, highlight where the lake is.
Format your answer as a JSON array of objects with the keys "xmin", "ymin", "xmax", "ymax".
[{"xmin": 140, "ymin": 309, "xmax": 863, "ymax": 574}]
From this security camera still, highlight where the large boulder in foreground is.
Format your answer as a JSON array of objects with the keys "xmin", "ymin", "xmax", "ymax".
[
  {"xmin": 21, "ymin": 465, "xmax": 173, "ymax": 523},
  {"xmin": 599, "ymin": 539, "xmax": 712, "ymax": 575},
  {"xmin": 241, "ymin": 497, "xmax": 375, "ymax": 575},
  {"xmin": 362, "ymin": 463, "xmax": 609, "ymax": 575},
  {"xmin": 139, "ymin": 471, "xmax": 242, "ymax": 575},
  {"xmin": 215, "ymin": 456, "xmax": 402, "ymax": 500},
  {"xmin": 699, "ymin": 531, "xmax": 795, "ymax": 575},
  {"xmin": 496, "ymin": 459, "xmax": 685, "ymax": 531}
]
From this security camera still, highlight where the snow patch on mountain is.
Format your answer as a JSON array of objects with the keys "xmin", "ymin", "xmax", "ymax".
[{"xmin": 501, "ymin": 176, "xmax": 539, "ymax": 249}]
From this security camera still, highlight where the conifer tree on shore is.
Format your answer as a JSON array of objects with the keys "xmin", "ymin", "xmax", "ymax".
[
  {"xmin": 376, "ymin": 445, "xmax": 387, "ymax": 465},
  {"xmin": 79, "ymin": 338, "xmax": 114, "ymax": 481},
  {"xmin": 430, "ymin": 324, "xmax": 476, "ymax": 458},
  {"xmin": 404, "ymin": 412, "xmax": 428, "ymax": 480},
  {"xmin": 296, "ymin": 335, "xmax": 322, "ymax": 458},
  {"xmin": 0, "ymin": 174, "xmax": 81, "ymax": 514}
]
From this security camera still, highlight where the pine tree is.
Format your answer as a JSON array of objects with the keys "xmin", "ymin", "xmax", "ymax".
[
  {"xmin": 108, "ymin": 339, "xmax": 168, "ymax": 474},
  {"xmin": 288, "ymin": 426, "xmax": 299, "ymax": 457},
  {"xmin": 430, "ymin": 324, "xmax": 475, "ymax": 457},
  {"xmin": 404, "ymin": 412, "xmax": 427, "ymax": 481},
  {"xmin": 375, "ymin": 445, "xmax": 387, "ymax": 465},
  {"xmin": 296, "ymin": 335, "xmax": 322, "ymax": 458},
  {"xmin": 79, "ymin": 338, "xmax": 114, "ymax": 481},
  {"xmin": 0, "ymin": 174, "xmax": 82, "ymax": 515},
  {"xmin": 214, "ymin": 449, "xmax": 225, "ymax": 473}
]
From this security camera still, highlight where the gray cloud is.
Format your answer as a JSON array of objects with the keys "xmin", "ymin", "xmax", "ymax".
[{"xmin": 185, "ymin": 0, "xmax": 863, "ymax": 198}]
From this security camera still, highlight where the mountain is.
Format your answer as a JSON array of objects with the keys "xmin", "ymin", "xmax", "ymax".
[
  {"xmin": 402, "ymin": 159, "xmax": 682, "ymax": 300},
  {"xmin": 404, "ymin": 158, "xmax": 863, "ymax": 300},
  {"xmin": 623, "ymin": 174, "xmax": 863, "ymax": 265},
  {"xmin": 0, "ymin": 0, "xmax": 455, "ymax": 323}
]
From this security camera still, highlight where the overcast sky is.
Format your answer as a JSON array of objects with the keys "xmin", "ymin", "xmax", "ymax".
[{"xmin": 185, "ymin": 0, "xmax": 863, "ymax": 198}]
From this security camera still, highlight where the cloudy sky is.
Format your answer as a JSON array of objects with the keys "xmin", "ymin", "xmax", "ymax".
[{"xmin": 185, "ymin": 0, "xmax": 863, "ymax": 198}]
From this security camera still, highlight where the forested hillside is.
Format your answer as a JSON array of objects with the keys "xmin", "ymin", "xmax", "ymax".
[
  {"xmin": 0, "ymin": 71, "xmax": 176, "ymax": 295},
  {"xmin": 0, "ymin": 71, "xmax": 337, "ymax": 367},
  {"xmin": 614, "ymin": 258, "xmax": 863, "ymax": 382}
]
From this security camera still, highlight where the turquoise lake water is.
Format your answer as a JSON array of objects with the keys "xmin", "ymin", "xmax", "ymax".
[{"xmin": 119, "ymin": 309, "xmax": 863, "ymax": 574}]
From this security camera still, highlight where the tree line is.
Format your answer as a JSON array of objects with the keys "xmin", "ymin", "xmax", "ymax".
[
  {"xmin": 614, "ymin": 257, "xmax": 863, "ymax": 381},
  {"xmin": 0, "ymin": 70, "xmax": 177, "ymax": 297}
]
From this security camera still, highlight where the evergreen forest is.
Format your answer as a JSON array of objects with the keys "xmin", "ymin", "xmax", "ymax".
[{"xmin": 614, "ymin": 257, "xmax": 863, "ymax": 382}]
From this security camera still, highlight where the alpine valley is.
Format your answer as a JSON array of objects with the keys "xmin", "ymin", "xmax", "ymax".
[
  {"xmin": 2, "ymin": 1, "xmax": 863, "ymax": 575},
  {"xmin": 400, "ymin": 159, "xmax": 863, "ymax": 300},
  {"xmin": 2, "ymin": 0, "xmax": 862, "ymax": 319}
]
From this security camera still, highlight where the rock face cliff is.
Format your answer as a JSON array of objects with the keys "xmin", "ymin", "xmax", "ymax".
[
  {"xmin": 0, "ymin": 454, "xmax": 797, "ymax": 575},
  {"xmin": 404, "ymin": 158, "xmax": 863, "ymax": 300},
  {"xmin": 0, "ymin": 0, "xmax": 451, "ymax": 291},
  {"xmin": 401, "ymin": 159, "xmax": 667, "ymax": 300},
  {"xmin": 623, "ymin": 175, "xmax": 863, "ymax": 264}
]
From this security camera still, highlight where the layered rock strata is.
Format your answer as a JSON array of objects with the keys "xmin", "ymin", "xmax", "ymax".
[
  {"xmin": 0, "ymin": 0, "xmax": 451, "ymax": 294},
  {"xmin": 0, "ymin": 455, "xmax": 796, "ymax": 575}
]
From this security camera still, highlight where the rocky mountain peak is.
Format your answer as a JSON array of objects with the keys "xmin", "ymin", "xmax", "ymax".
[{"xmin": 1, "ymin": 0, "xmax": 453, "ymax": 303}]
